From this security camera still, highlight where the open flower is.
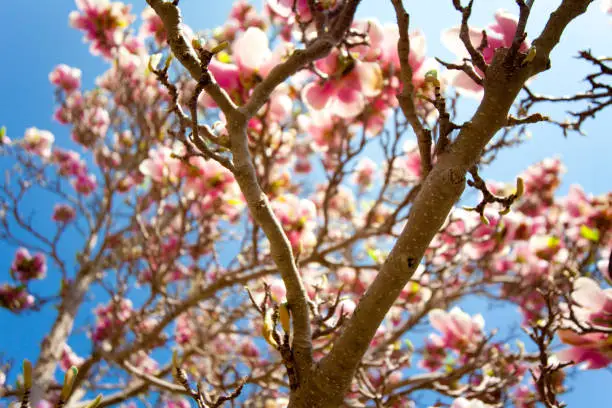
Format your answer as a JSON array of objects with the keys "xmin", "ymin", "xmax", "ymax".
[
  {"xmin": 140, "ymin": 6, "xmax": 166, "ymax": 46},
  {"xmin": 302, "ymin": 49, "xmax": 383, "ymax": 118},
  {"xmin": 139, "ymin": 146, "xmax": 182, "ymax": 184},
  {"xmin": 428, "ymin": 306, "xmax": 485, "ymax": 351},
  {"xmin": 557, "ymin": 278, "xmax": 612, "ymax": 369},
  {"xmin": 49, "ymin": 64, "xmax": 82, "ymax": 92},
  {"xmin": 271, "ymin": 194, "xmax": 317, "ymax": 253},
  {"xmin": 69, "ymin": 0, "xmax": 135, "ymax": 59},
  {"xmin": 22, "ymin": 128, "xmax": 54, "ymax": 158}
]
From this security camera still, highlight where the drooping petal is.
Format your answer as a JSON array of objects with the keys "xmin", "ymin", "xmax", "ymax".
[
  {"xmin": 444, "ymin": 70, "xmax": 484, "ymax": 99},
  {"xmin": 556, "ymin": 346, "xmax": 612, "ymax": 370}
]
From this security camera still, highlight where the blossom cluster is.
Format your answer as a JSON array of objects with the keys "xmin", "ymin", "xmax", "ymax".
[
  {"xmin": 0, "ymin": 1, "xmax": 610, "ymax": 407},
  {"xmin": 0, "ymin": 248, "xmax": 48, "ymax": 312}
]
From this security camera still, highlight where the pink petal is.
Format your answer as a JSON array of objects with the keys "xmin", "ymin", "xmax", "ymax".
[
  {"xmin": 260, "ymin": 42, "xmax": 293, "ymax": 77},
  {"xmin": 556, "ymin": 347, "xmax": 612, "ymax": 370},
  {"xmin": 314, "ymin": 52, "xmax": 339, "ymax": 76},
  {"xmin": 333, "ymin": 87, "xmax": 365, "ymax": 118},
  {"xmin": 440, "ymin": 27, "xmax": 484, "ymax": 59},
  {"xmin": 208, "ymin": 59, "xmax": 240, "ymax": 90},
  {"xmin": 268, "ymin": 92, "xmax": 293, "ymax": 122},
  {"xmin": 408, "ymin": 30, "xmax": 427, "ymax": 70},
  {"xmin": 356, "ymin": 62, "xmax": 383, "ymax": 97},
  {"xmin": 444, "ymin": 70, "xmax": 484, "ymax": 99},
  {"xmin": 233, "ymin": 27, "xmax": 271, "ymax": 71},
  {"xmin": 302, "ymin": 81, "xmax": 334, "ymax": 111},
  {"xmin": 381, "ymin": 24, "xmax": 400, "ymax": 67},
  {"xmin": 429, "ymin": 309, "xmax": 449, "ymax": 334},
  {"xmin": 572, "ymin": 277, "xmax": 608, "ymax": 311},
  {"xmin": 491, "ymin": 9, "xmax": 519, "ymax": 46}
]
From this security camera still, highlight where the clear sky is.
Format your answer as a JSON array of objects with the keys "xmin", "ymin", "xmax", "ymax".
[{"xmin": 0, "ymin": 0, "xmax": 610, "ymax": 407}]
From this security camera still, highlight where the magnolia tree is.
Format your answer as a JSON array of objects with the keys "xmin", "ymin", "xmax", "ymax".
[{"xmin": 1, "ymin": 0, "xmax": 611, "ymax": 407}]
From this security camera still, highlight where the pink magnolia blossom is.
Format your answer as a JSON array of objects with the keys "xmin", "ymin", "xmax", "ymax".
[
  {"xmin": 224, "ymin": 0, "xmax": 266, "ymax": 36},
  {"xmin": 297, "ymin": 111, "xmax": 347, "ymax": 152},
  {"xmin": 86, "ymin": 104, "xmax": 109, "ymax": 130},
  {"xmin": 140, "ymin": 7, "xmax": 166, "ymax": 46},
  {"xmin": 517, "ymin": 158, "xmax": 566, "ymax": 216},
  {"xmin": 53, "ymin": 148, "xmax": 87, "ymax": 177},
  {"xmin": 139, "ymin": 146, "xmax": 182, "ymax": 184},
  {"xmin": 568, "ymin": 277, "xmax": 612, "ymax": 328},
  {"xmin": 183, "ymin": 156, "xmax": 235, "ymax": 199},
  {"xmin": 378, "ymin": 25, "xmax": 438, "ymax": 89},
  {"xmin": 557, "ymin": 329, "xmax": 612, "ymax": 369},
  {"xmin": 53, "ymin": 91, "xmax": 84, "ymax": 124},
  {"xmin": 337, "ymin": 267, "xmax": 356, "ymax": 285},
  {"xmin": 352, "ymin": 158, "xmax": 377, "ymax": 190},
  {"xmin": 130, "ymin": 351, "xmax": 159, "ymax": 375},
  {"xmin": 11, "ymin": 248, "xmax": 47, "ymax": 282},
  {"xmin": 182, "ymin": 156, "xmax": 244, "ymax": 222},
  {"xmin": 69, "ymin": 0, "xmax": 135, "ymax": 59},
  {"xmin": 240, "ymin": 338, "xmax": 260, "ymax": 359},
  {"xmin": 313, "ymin": 185, "xmax": 356, "ymax": 222},
  {"xmin": 301, "ymin": 49, "xmax": 383, "ymax": 118},
  {"xmin": 603, "ymin": 0, "xmax": 612, "ymax": 14},
  {"xmin": 52, "ymin": 204, "xmax": 77, "ymax": 223},
  {"xmin": 71, "ymin": 173, "xmax": 97, "ymax": 196},
  {"xmin": 232, "ymin": 27, "xmax": 293, "ymax": 77},
  {"xmin": 0, "ymin": 284, "xmax": 35, "ymax": 312},
  {"xmin": 388, "ymin": 140, "xmax": 422, "ymax": 185},
  {"xmin": 271, "ymin": 194, "xmax": 317, "ymax": 253},
  {"xmin": 419, "ymin": 334, "xmax": 446, "ymax": 371},
  {"xmin": 557, "ymin": 278, "xmax": 612, "ymax": 369},
  {"xmin": 175, "ymin": 313, "xmax": 196, "ymax": 346},
  {"xmin": 442, "ymin": 10, "xmax": 530, "ymax": 97},
  {"xmin": 59, "ymin": 344, "xmax": 84, "ymax": 371},
  {"xmin": 201, "ymin": 26, "xmax": 290, "ymax": 103},
  {"xmin": 52, "ymin": 148, "xmax": 98, "ymax": 196},
  {"xmin": 266, "ymin": 0, "xmax": 312, "ymax": 20},
  {"xmin": 92, "ymin": 298, "xmax": 133, "ymax": 343},
  {"xmin": 428, "ymin": 306, "xmax": 485, "ymax": 351},
  {"xmin": 22, "ymin": 128, "xmax": 55, "ymax": 158},
  {"xmin": 49, "ymin": 64, "xmax": 82, "ymax": 92}
]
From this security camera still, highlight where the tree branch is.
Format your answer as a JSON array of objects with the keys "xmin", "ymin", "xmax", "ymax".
[
  {"xmin": 390, "ymin": 0, "xmax": 433, "ymax": 179},
  {"xmin": 148, "ymin": 0, "xmax": 364, "ymax": 392},
  {"xmin": 308, "ymin": 0, "xmax": 594, "ymax": 404}
]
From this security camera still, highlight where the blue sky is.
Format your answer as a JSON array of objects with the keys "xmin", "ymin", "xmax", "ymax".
[{"xmin": 0, "ymin": 0, "xmax": 610, "ymax": 406}]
